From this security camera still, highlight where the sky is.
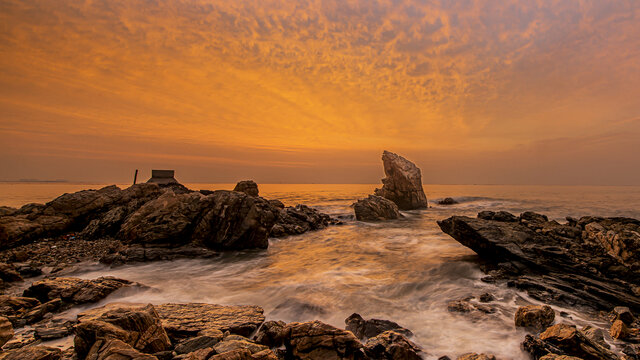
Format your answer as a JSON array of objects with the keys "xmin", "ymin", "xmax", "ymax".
[{"xmin": 1, "ymin": 0, "xmax": 639, "ymax": 185}]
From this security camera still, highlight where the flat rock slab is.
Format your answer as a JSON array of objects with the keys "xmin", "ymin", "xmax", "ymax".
[
  {"xmin": 155, "ymin": 303, "xmax": 265, "ymax": 338},
  {"xmin": 78, "ymin": 303, "xmax": 265, "ymax": 339}
]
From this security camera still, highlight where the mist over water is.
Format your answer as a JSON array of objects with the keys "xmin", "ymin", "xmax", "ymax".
[{"xmin": 3, "ymin": 184, "xmax": 640, "ymax": 359}]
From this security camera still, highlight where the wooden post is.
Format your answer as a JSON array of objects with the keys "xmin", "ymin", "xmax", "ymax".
[{"xmin": 133, "ymin": 169, "xmax": 138, "ymax": 185}]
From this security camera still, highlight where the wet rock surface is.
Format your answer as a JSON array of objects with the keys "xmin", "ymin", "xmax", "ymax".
[
  {"xmin": 438, "ymin": 211, "xmax": 640, "ymax": 312},
  {"xmin": 514, "ymin": 305, "xmax": 555, "ymax": 331},
  {"xmin": 373, "ymin": 151, "xmax": 428, "ymax": 210},
  {"xmin": 353, "ymin": 196, "xmax": 402, "ymax": 222},
  {"xmin": 282, "ymin": 320, "xmax": 365, "ymax": 360},
  {"xmin": 270, "ymin": 204, "xmax": 342, "ymax": 238},
  {"xmin": 363, "ymin": 330, "xmax": 423, "ymax": 360},
  {"xmin": 345, "ymin": 313, "xmax": 412, "ymax": 340},
  {"xmin": 24, "ymin": 276, "xmax": 136, "ymax": 305}
]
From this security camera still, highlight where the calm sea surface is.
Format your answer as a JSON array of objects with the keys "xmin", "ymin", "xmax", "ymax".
[{"xmin": 2, "ymin": 183, "xmax": 640, "ymax": 359}]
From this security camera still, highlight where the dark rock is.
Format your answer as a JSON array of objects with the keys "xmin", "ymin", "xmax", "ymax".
[
  {"xmin": 268, "ymin": 200, "xmax": 285, "ymax": 209},
  {"xmin": 539, "ymin": 355, "xmax": 583, "ymax": 360},
  {"xmin": 581, "ymin": 325, "xmax": 609, "ymax": 349},
  {"xmin": 521, "ymin": 334, "xmax": 567, "ymax": 360},
  {"xmin": 85, "ymin": 338, "xmax": 158, "ymax": 360},
  {"xmin": 23, "ymin": 276, "xmax": 136, "ymax": 305},
  {"xmin": 254, "ymin": 320, "xmax": 287, "ymax": 348},
  {"xmin": 154, "ymin": 303, "xmax": 265, "ymax": 339},
  {"xmin": 447, "ymin": 299, "xmax": 496, "ymax": 315},
  {"xmin": 456, "ymin": 354, "xmax": 496, "ymax": 360},
  {"xmin": 477, "ymin": 211, "xmax": 518, "ymax": 222},
  {"xmin": 0, "ymin": 262, "xmax": 22, "ymax": 283},
  {"xmin": 283, "ymin": 320, "xmax": 365, "ymax": 360},
  {"xmin": 23, "ymin": 299, "xmax": 63, "ymax": 324},
  {"xmin": 75, "ymin": 303, "xmax": 171, "ymax": 359},
  {"xmin": 270, "ymin": 204, "xmax": 340, "ymax": 238},
  {"xmin": 478, "ymin": 293, "xmax": 495, "ymax": 303},
  {"xmin": 612, "ymin": 306, "xmax": 635, "ymax": 325},
  {"xmin": 100, "ymin": 245, "xmax": 219, "ymax": 265},
  {"xmin": 438, "ymin": 213, "xmax": 640, "ymax": 312},
  {"xmin": 345, "ymin": 313, "xmax": 412, "ymax": 340},
  {"xmin": 363, "ymin": 330, "xmax": 422, "ymax": 360},
  {"xmin": 210, "ymin": 348, "xmax": 252, "ymax": 360},
  {"xmin": 539, "ymin": 323, "xmax": 616, "ymax": 360},
  {"xmin": 353, "ymin": 196, "xmax": 402, "ymax": 221},
  {"xmin": 373, "ymin": 151, "xmax": 428, "ymax": 210},
  {"xmin": 438, "ymin": 198, "xmax": 458, "ymax": 205},
  {"xmin": 0, "ymin": 295, "xmax": 41, "ymax": 326},
  {"xmin": 34, "ymin": 317, "xmax": 75, "ymax": 340},
  {"xmin": 515, "ymin": 305, "xmax": 555, "ymax": 331},
  {"xmin": 0, "ymin": 345, "xmax": 63, "ymax": 360},
  {"xmin": 234, "ymin": 181, "xmax": 259, "ymax": 197},
  {"xmin": 0, "ymin": 316, "xmax": 14, "ymax": 347},
  {"xmin": 175, "ymin": 332, "xmax": 223, "ymax": 354}
]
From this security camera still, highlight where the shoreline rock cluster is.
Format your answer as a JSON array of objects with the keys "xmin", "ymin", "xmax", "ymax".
[{"xmin": 353, "ymin": 151, "xmax": 428, "ymax": 221}]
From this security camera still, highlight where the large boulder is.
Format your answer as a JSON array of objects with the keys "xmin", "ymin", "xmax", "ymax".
[
  {"xmin": 154, "ymin": 303, "xmax": 265, "ymax": 339},
  {"xmin": 538, "ymin": 324, "xmax": 616, "ymax": 360},
  {"xmin": 233, "ymin": 181, "xmax": 259, "ymax": 197},
  {"xmin": 75, "ymin": 303, "xmax": 171, "ymax": 359},
  {"xmin": 345, "ymin": 313, "xmax": 412, "ymax": 340},
  {"xmin": 270, "ymin": 204, "xmax": 339, "ymax": 238},
  {"xmin": 353, "ymin": 196, "xmax": 402, "ymax": 222},
  {"xmin": 282, "ymin": 320, "xmax": 365, "ymax": 360},
  {"xmin": 438, "ymin": 212, "xmax": 640, "ymax": 312},
  {"xmin": 254, "ymin": 320, "xmax": 287, "ymax": 348},
  {"xmin": 23, "ymin": 276, "xmax": 135, "ymax": 305},
  {"xmin": 363, "ymin": 330, "xmax": 422, "ymax": 360},
  {"xmin": 514, "ymin": 305, "xmax": 555, "ymax": 331},
  {"xmin": 373, "ymin": 151, "xmax": 428, "ymax": 210}
]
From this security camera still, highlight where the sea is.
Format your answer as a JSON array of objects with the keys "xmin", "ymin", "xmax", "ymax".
[{"xmin": 2, "ymin": 183, "xmax": 640, "ymax": 359}]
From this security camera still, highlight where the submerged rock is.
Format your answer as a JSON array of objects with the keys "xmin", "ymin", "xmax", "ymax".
[
  {"xmin": 345, "ymin": 313, "xmax": 412, "ymax": 340},
  {"xmin": 514, "ymin": 305, "xmax": 555, "ymax": 331},
  {"xmin": 438, "ymin": 198, "xmax": 458, "ymax": 205},
  {"xmin": 363, "ymin": 330, "xmax": 423, "ymax": 360},
  {"xmin": 233, "ymin": 180, "xmax": 259, "ymax": 197},
  {"xmin": 373, "ymin": 151, "xmax": 428, "ymax": 210},
  {"xmin": 353, "ymin": 195, "xmax": 402, "ymax": 222},
  {"xmin": 23, "ymin": 276, "xmax": 136, "ymax": 305},
  {"xmin": 438, "ymin": 212, "xmax": 640, "ymax": 311},
  {"xmin": 270, "ymin": 204, "xmax": 340, "ymax": 238}
]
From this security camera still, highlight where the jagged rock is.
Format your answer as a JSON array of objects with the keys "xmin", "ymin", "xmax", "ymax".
[
  {"xmin": 363, "ymin": 330, "xmax": 422, "ymax": 360},
  {"xmin": 100, "ymin": 246, "xmax": 219, "ymax": 265},
  {"xmin": 251, "ymin": 349, "xmax": 279, "ymax": 360},
  {"xmin": 539, "ymin": 355, "xmax": 583, "ymax": 360},
  {"xmin": 270, "ymin": 204, "xmax": 340, "ymax": 238},
  {"xmin": 477, "ymin": 211, "xmax": 518, "ymax": 222},
  {"xmin": 581, "ymin": 325, "xmax": 609, "ymax": 349},
  {"xmin": 612, "ymin": 306, "xmax": 635, "ymax": 325},
  {"xmin": 154, "ymin": 303, "xmax": 265, "ymax": 339},
  {"xmin": 0, "ymin": 295, "xmax": 40, "ymax": 326},
  {"xmin": 0, "ymin": 316, "xmax": 13, "ymax": 347},
  {"xmin": 23, "ymin": 298, "xmax": 63, "ymax": 324},
  {"xmin": 75, "ymin": 303, "xmax": 171, "ymax": 359},
  {"xmin": 283, "ymin": 320, "xmax": 364, "ymax": 360},
  {"xmin": 582, "ymin": 218, "xmax": 640, "ymax": 270},
  {"xmin": 254, "ymin": 320, "xmax": 287, "ymax": 348},
  {"xmin": 515, "ymin": 305, "xmax": 555, "ymax": 331},
  {"xmin": 456, "ymin": 354, "xmax": 496, "ymax": 360},
  {"xmin": 438, "ymin": 198, "xmax": 458, "ymax": 205},
  {"xmin": 539, "ymin": 323, "xmax": 616, "ymax": 360},
  {"xmin": 214, "ymin": 336, "xmax": 268, "ymax": 354},
  {"xmin": 23, "ymin": 276, "xmax": 135, "ymax": 305},
  {"xmin": 175, "ymin": 332, "xmax": 223, "ymax": 354},
  {"xmin": 0, "ymin": 263, "xmax": 22, "ymax": 283},
  {"xmin": 85, "ymin": 338, "xmax": 158, "ymax": 360},
  {"xmin": 0, "ymin": 345, "xmax": 63, "ymax": 360},
  {"xmin": 611, "ymin": 319, "xmax": 630, "ymax": 339},
  {"xmin": 353, "ymin": 196, "xmax": 402, "ymax": 222},
  {"xmin": 438, "ymin": 213, "xmax": 640, "ymax": 311},
  {"xmin": 345, "ymin": 313, "xmax": 412, "ymax": 340},
  {"xmin": 373, "ymin": 151, "xmax": 428, "ymax": 210},
  {"xmin": 209, "ymin": 348, "xmax": 252, "ymax": 360},
  {"xmin": 233, "ymin": 181, "xmax": 259, "ymax": 197},
  {"xmin": 521, "ymin": 334, "xmax": 566, "ymax": 360},
  {"xmin": 34, "ymin": 317, "xmax": 75, "ymax": 340}
]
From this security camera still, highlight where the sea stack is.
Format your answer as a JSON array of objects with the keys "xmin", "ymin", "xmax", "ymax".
[{"xmin": 374, "ymin": 151, "xmax": 428, "ymax": 210}]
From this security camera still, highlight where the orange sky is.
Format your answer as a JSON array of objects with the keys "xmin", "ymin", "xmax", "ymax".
[{"xmin": 1, "ymin": 0, "xmax": 639, "ymax": 184}]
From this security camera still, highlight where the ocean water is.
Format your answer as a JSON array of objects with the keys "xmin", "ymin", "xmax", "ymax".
[{"xmin": 2, "ymin": 183, "xmax": 640, "ymax": 358}]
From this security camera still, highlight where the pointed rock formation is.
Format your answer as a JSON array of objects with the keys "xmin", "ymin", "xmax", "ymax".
[{"xmin": 374, "ymin": 151, "xmax": 428, "ymax": 210}]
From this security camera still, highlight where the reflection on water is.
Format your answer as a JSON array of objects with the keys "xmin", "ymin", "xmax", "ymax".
[{"xmin": 3, "ymin": 184, "xmax": 640, "ymax": 358}]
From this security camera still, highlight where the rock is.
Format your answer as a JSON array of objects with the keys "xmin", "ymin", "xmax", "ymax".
[
  {"xmin": 283, "ymin": 320, "xmax": 364, "ymax": 360},
  {"xmin": 23, "ymin": 298, "xmax": 63, "ymax": 324},
  {"xmin": 538, "ymin": 355, "xmax": 584, "ymax": 360},
  {"xmin": 100, "ymin": 245, "xmax": 219, "ymax": 265},
  {"xmin": 209, "ymin": 348, "xmax": 253, "ymax": 360},
  {"xmin": 438, "ymin": 213, "xmax": 640, "ymax": 312},
  {"xmin": 611, "ymin": 319, "xmax": 630, "ymax": 339},
  {"xmin": 34, "ymin": 317, "xmax": 75, "ymax": 340},
  {"xmin": 85, "ymin": 338, "xmax": 158, "ymax": 360},
  {"xmin": 539, "ymin": 323, "xmax": 616, "ymax": 360},
  {"xmin": 251, "ymin": 349, "xmax": 279, "ymax": 360},
  {"xmin": 353, "ymin": 196, "xmax": 402, "ymax": 222},
  {"xmin": 582, "ymin": 217, "xmax": 640, "ymax": 270},
  {"xmin": 233, "ymin": 181, "xmax": 259, "ymax": 197},
  {"xmin": 0, "ymin": 263, "xmax": 22, "ymax": 283},
  {"xmin": 0, "ymin": 316, "xmax": 14, "ymax": 347},
  {"xmin": 23, "ymin": 276, "xmax": 135, "ymax": 305},
  {"xmin": 270, "ymin": 205, "xmax": 340, "ymax": 238},
  {"xmin": 214, "ymin": 337, "xmax": 269, "ymax": 354},
  {"xmin": 438, "ymin": 198, "xmax": 458, "ymax": 205},
  {"xmin": 363, "ymin": 330, "xmax": 422, "ymax": 360},
  {"xmin": 515, "ymin": 305, "xmax": 555, "ymax": 331},
  {"xmin": 477, "ymin": 211, "xmax": 518, "ymax": 222},
  {"xmin": 581, "ymin": 325, "xmax": 609, "ymax": 349},
  {"xmin": 612, "ymin": 306, "xmax": 635, "ymax": 325},
  {"xmin": 175, "ymin": 332, "xmax": 224, "ymax": 354},
  {"xmin": 254, "ymin": 320, "xmax": 287, "ymax": 348},
  {"xmin": 345, "ymin": 313, "xmax": 412, "ymax": 340},
  {"xmin": 0, "ymin": 345, "xmax": 63, "ymax": 360},
  {"xmin": 373, "ymin": 151, "xmax": 428, "ymax": 210},
  {"xmin": 456, "ymin": 354, "xmax": 496, "ymax": 360},
  {"xmin": 154, "ymin": 303, "xmax": 265, "ymax": 339},
  {"xmin": 479, "ymin": 293, "xmax": 495, "ymax": 303},
  {"xmin": 75, "ymin": 303, "xmax": 171, "ymax": 359},
  {"xmin": 0, "ymin": 295, "xmax": 41, "ymax": 325},
  {"xmin": 521, "ymin": 334, "xmax": 566, "ymax": 360},
  {"xmin": 447, "ymin": 299, "xmax": 496, "ymax": 315}
]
